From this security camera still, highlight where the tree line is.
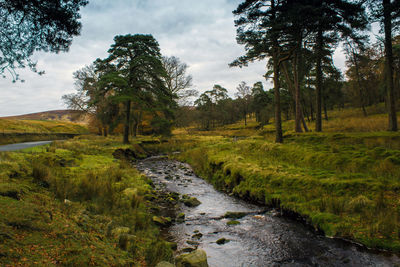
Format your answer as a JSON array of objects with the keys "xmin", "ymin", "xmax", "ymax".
[{"xmin": 227, "ymin": 0, "xmax": 400, "ymax": 143}]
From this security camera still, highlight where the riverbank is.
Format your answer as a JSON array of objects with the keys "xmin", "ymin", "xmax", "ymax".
[
  {"xmin": 0, "ymin": 136, "xmax": 174, "ymax": 266},
  {"xmin": 144, "ymin": 131, "xmax": 400, "ymax": 252}
]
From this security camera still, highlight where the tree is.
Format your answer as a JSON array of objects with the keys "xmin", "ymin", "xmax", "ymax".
[
  {"xmin": 366, "ymin": 0, "xmax": 400, "ymax": 131},
  {"xmin": 310, "ymin": 0, "xmax": 367, "ymax": 132},
  {"xmin": 0, "ymin": 0, "xmax": 88, "ymax": 81},
  {"xmin": 235, "ymin": 81, "xmax": 252, "ymax": 126},
  {"xmin": 251, "ymin": 81, "xmax": 273, "ymax": 126},
  {"xmin": 162, "ymin": 56, "xmax": 197, "ymax": 105},
  {"xmin": 104, "ymin": 34, "xmax": 171, "ymax": 144},
  {"xmin": 231, "ymin": 0, "xmax": 284, "ymax": 143},
  {"xmin": 63, "ymin": 61, "xmax": 120, "ymax": 136},
  {"xmin": 194, "ymin": 84, "xmax": 230, "ymax": 129}
]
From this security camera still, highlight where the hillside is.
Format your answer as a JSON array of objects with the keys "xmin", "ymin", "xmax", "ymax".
[{"xmin": 1, "ymin": 110, "xmax": 86, "ymax": 123}]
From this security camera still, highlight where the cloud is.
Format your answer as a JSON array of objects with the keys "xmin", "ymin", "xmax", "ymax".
[{"xmin": 0, "ymin": 0, "xmax": 347, "ymax": 116}]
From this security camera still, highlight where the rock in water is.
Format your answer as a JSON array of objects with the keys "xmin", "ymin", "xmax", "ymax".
[
  {"xmin": 181, "ymin": 196, "xmax": 201, "ymax": 207},
  {"xmin": 224, "ymin": 211, "xmax": 247, "ymax": 219},
  {"xmin": 176, "ymin": 249, "xmax": 209, "ymax": 267},
  {"xmin": 216, "ymin": 238, "xmax": 230, "ymax": 245}
]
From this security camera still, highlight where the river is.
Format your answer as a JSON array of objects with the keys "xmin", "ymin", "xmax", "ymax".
[
  {"xmin": 0, "ymin": 141, "xmax": 52, "ymax": 151},
  {"xmin": 137, "ymin": 156, "xmax": 400, "ymax": 267}
]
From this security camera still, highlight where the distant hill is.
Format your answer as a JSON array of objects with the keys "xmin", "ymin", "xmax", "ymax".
[{"xmin": 1, "ymin": 110, "xmax": 85, "ymax": 123}]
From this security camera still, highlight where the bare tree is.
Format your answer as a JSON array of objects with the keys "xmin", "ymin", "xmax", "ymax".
[
  {"xmin": 162, "ymin": 56, "xmax": 197, "ymax": 105},
  {"xmin": 235, "ymin": 81, "xmax": 252, "ymax": 126}
]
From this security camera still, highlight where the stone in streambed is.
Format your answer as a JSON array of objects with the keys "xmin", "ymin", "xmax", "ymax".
[
  {"xmin": 224, "ymin": 211, "xmax": 247, "ymax": 219},
  {"xmin": 186, "ymin": 240, "xmax": 200, "ymax": 246},
  {"xmin": 192, "ymin": 232, "xmax": 203, "ymax": 239},
  {"xmin": 181, "ymin": 195, "xmax": 201, "ymax": 207},
  {"xmin": 177, "ymin": 212, "xmax": 185, "ymax": 223},
  {"xmin": 216, "ymin": 237, "xmax": 230, "ymax": 245},
  {"xmin": 227, "ymin": 220, "xmax": 240, "ymax": 226},
  {"xmin": 176, "ymin": 249, "xmax": 209, "ymax": 267}
]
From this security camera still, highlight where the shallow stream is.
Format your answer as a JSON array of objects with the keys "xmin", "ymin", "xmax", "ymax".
[{"xmin": 137, "ymin": 156, "xmax": 400, "ymax": 267}]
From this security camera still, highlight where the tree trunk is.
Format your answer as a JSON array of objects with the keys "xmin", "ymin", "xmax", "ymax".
[
  {"xmin": 301, "ymin": 110, "xmax": 309, "ymax": 132},
  {"xmin": 315, "ymin": 24, "xmax": 323, "ymax": 132},
  {"xmin": 352, "ymin": 50, "xmax": 367, "ymax": 116},
  {"xmin": 123, "ymin": 100, "xmax": 131, "ymax": 144},
  {"xmin": 323, "ymin": 98, "xmax": 329, "ymax": 121},
  {"xmin": 272, "ymin": 0, "xmax": 283, "ymax": 143},
  {"xmin": 294, "ymin": 51, "xmax": 303, "ymax": 133},
  {"xmin": 383, "ymin": 0, "xmax": 398, "ymax": 131}
]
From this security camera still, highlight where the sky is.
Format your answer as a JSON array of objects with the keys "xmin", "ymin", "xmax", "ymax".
[{"xmin": 0, "ymin": 0, "xmax": 348, "ymax": 117}]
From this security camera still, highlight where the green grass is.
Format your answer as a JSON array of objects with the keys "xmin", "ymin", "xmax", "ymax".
[
  {"xmin": 147, "ymin": 129, "xmax": 400, "ymax": 252},
  {"xmin": 0, "ymin": 136, "xmax": 173, "ymax": 266}
]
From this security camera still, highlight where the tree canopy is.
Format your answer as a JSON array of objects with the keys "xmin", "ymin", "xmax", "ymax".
[{"xmin": 0, "ymin": 0, "xmax": 88, "ymax": 81}]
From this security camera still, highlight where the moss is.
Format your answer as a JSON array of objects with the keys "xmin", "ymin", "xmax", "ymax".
[{"xmin": 227, "ymin": 220, "xmax": 240, "ymax": 226}]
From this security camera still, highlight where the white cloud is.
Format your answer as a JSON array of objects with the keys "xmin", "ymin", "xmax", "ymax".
[{"xmin": 0, "ymin": 0, "xmax": 348, "ymax": 116}]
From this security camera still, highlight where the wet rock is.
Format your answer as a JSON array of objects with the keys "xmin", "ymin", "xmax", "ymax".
[
  {"xmin": 168, "ymin": 192, "xmax": 180, "ymax": 200},
  {"xmin": 176, "ymin": 249, "xmax": 209, "ymax": 267},
  {"xmin": 227, "ymin": 220, "xmax": 240, "ymax": 226},
  {"xmin": 181, "ymin": 195, "xmax": 201, "ymax": 207},
  {"xmin": 156, "ymin": 261, "xmax": 175, "ymax": 267},
  {"xmin": 152, "ymin": 216, "xmax": 172, "ymax": 227},
  {"xmin": 187, "ymin": 240, "xmax": 200, "ymax": 246},
  {"xmin": 192, "ymin": 232, "xmax": 203, "ymax": 239},
  {"xmin": 216, "ymin": 238, "xmax": 230, "ymax": 245},
  {"xmin": 224, "ymin": 211, "xmax": 247, "ymax": 219},
  {"xmin": 177, "ymin": 213, "xmax": 185, "ymax": 223}
]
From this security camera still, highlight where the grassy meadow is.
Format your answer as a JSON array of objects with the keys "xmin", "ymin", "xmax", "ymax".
[
  {"xmin": 147, "ymin": 106, "xmax": 400, "ymax": 251},
  {"xmin": 0, "ymin": 136, "xmax": 174, "ymax": 266}
]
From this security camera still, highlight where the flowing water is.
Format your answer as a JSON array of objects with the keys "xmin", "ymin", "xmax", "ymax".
[{"xmin": 137, "ymin": 156, "xmax": 400, "ymax": 267}]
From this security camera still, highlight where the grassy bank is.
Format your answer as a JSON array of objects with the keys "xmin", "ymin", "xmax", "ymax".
[
  {"xmin": 147, "ymin": 129, "xmax": 400, "ymax": 252},
  {"xmin": 0, "ymin": 136, "xmax": 173, "ymax": 266}
]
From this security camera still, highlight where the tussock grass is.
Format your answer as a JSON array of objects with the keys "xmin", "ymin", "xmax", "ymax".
[{"xmin": 0, "ymin": 136, "xmax": 172, "ymax": 266}]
